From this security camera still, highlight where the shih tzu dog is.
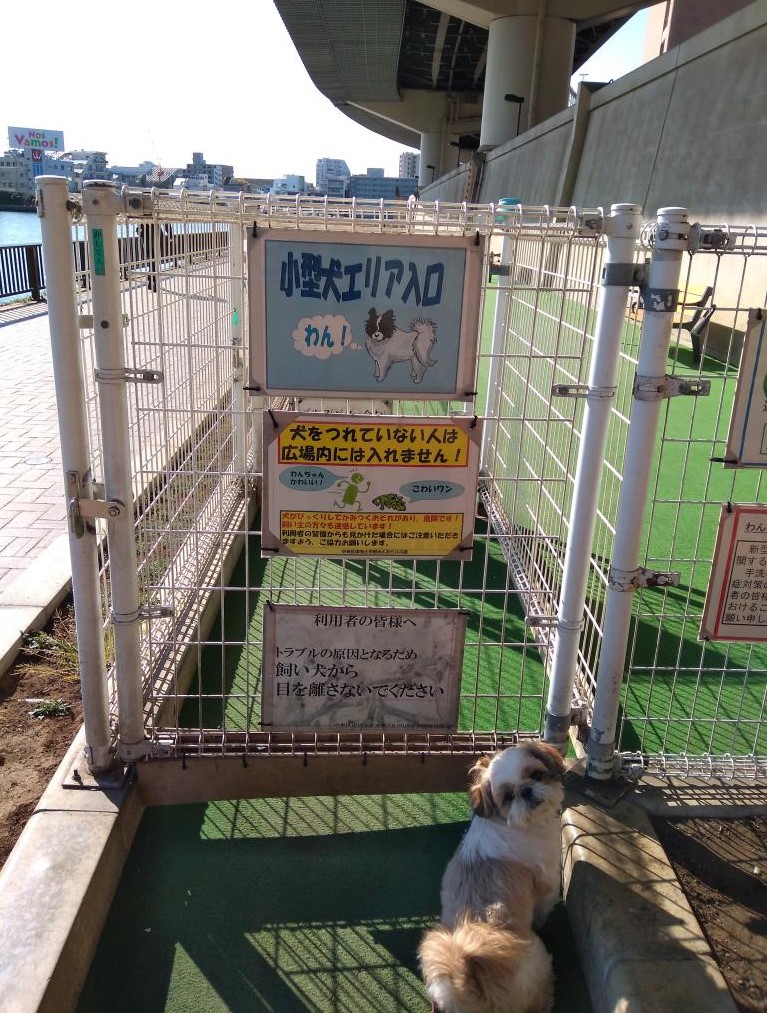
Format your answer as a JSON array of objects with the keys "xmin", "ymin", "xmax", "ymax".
[{"xmin": 418, "ymin": 742, "xmax": 566, "ymax": 1013}]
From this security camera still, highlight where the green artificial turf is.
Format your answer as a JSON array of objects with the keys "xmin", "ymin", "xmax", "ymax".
[
  {"xmin": 180, "ymin": 523, "xmax": 551, "ymax": 738},
  {"xmin": 77, "ymin": 794, "xmax": 590, "ymax": 1013}
]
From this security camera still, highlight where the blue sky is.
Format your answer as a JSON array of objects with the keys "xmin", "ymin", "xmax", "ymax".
[{"xmin": 1, "ymin": 3, "xmax": 651, "ymax": 183}]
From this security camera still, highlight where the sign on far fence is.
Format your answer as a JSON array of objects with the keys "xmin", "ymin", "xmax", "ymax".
[
  {"xmin": 700, "ymin": 503, "xmax": 767, "ymax": 641},
  {"xmin": 261, "ymin": 411, "xmax": 483, "ymax": 559},
  {"xmin": 725, "ymin": 308, "xmax": 767, "ymax": 466},
  {"xmin": 261, "ymin": 605, "xmax": 465, "ymax": 731},
  {"xmin": 248, "ymin": 229, "xmax": 483, "ymax": 398}
]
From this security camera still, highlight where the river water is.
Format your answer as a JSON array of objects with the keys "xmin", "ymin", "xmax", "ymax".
[{"xmin": 0, "ymin": 210, "xmax": 42, "ymax": 246}]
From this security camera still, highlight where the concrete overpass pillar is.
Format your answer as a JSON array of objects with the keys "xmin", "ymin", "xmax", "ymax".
[
  {"xmin": 419, "ymin": 131, "xmax": 443, "ymax": 187},
  {"xmin": 479, "ymin": 14, "xmax": 575, "ymax": 150}
]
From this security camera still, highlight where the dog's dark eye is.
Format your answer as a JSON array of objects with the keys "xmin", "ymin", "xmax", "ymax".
[
  {"xmin": 530, "ymin": 770, "xmax": 542, "ymax": 781},
  {"xmin": 502, "ymin": 789, "xmax": 515, "ymax": 804}
]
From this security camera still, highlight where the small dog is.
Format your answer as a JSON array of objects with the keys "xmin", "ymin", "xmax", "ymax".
[
  {"xmin": 418, "ymin": 742, "xmax": 566, "ymax": 1013},
  {"xmin": 364, "ymin": 308, "xmax": 437, "ymax": 383}
]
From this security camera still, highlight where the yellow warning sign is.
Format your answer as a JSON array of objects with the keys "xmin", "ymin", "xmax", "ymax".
[
  {"xmin": 263, "ymin": 412, "xmax": 483, "ymax": 560},
  {"xmin": 277, "ymin": 420, "xmax": 470, "ymax": 467}
]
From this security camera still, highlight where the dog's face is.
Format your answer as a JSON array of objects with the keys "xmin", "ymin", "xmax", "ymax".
[
  {"xmin": 365, "ymin": 307, "xmax": 395, "ymax": 341},
  {"xmin": 469, "ymin": 742, "xmax": 565, "ymax": 827}
]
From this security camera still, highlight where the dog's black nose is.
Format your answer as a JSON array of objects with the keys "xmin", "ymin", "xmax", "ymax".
[{"xmin": 521, "ymin": 786, "xmax": 533, "ymax": 801}]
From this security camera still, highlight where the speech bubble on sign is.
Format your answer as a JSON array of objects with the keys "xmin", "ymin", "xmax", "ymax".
[
  {"xmin": 401, "ymin": 481, "xmax": 464, "ymax": 503},
  {"xmin": 279, "ymin": 467, "xmax": 343, "ymax": 492},
  {"xmin": 293, "ymin": 315, "xmax": 356, "ymax": 360}
]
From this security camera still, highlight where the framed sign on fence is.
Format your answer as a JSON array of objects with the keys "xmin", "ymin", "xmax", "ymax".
[
  {"xmin": 700, "ymin": 503, "xmax": 767, "ymax": 641},
  {"xmin": 248, "ymin": 229, "xmax": 484, "ymax": 399},
  {"xmin": 262, "ymin": 605, "xmax": 465, "ymax": 732},
  {"xmin": 261, "ymin": 410, "xmax": 483, "ymax": 560}
]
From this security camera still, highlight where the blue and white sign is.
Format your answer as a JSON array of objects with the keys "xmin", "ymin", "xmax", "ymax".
[{"xmin": 248, "ymin": 229, "xmax": 484, "ymax": 399}]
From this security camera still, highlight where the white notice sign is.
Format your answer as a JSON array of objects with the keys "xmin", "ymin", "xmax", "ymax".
[
  {"xmin": 261, "ymin": 605, "xmax": 465, "ymax": 731},
  {"xmin": 725, "ymin": 308, "xmax": 767, "ymax": 467},
  {"xmin": 700, "ymin": 504, "xmax": 767, "ymax": 641}
]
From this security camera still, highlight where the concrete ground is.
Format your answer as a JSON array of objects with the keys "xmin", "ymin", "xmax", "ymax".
[{"xmin": 0, "ymin": 297, "xmax": 753, "ymax": 1012}]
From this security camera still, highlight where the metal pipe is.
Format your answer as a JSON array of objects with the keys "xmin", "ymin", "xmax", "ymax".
[
  {"xmin": 229, "ymin": 223, "xmax": 247, "ymax": 477},
  {"xmin": 36, "ymin": 176, "xmax": 114, "ymax": 772},
  {"xmin": 82, "ymin": 181, "xmax": 147, "ymax": 761},
  {"xmin": 586, "ymin": 207, "xmax": 689, "ymax": 779},
  {"xmin": 527, "ymin": 0, "xmax": 547, "ymax": 129},
  {"xmin": 545, "ymin": 203, "xmax": 641, "ymax": 751}
]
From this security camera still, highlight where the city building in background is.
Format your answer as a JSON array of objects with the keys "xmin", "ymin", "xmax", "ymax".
[
  {"xmin": 398, "ymin": 151, "xmax": 419, "ymax": 179},
  {"xmin": 2, "ymin": 128, "xmax": 421, "ymax": 205},
  {"xmin": 185, "ymin": 152, "xmax": 234, "ymax": 188},
  {"xmin": 347, "ymin": 170, "xmax": 418, "ymax": 200},
  {"xmin": 269, "ymin": 174, "xmax": 308, "ymax": 196},
  {"xmin": 315, "ymin": 157, "xmax": 350, "ymax": 197}
]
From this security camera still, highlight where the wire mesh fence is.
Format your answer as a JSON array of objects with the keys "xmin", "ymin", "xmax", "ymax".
[{"xmin": 48, "ymin": 186, "xmax": 767, "ymax": 783}]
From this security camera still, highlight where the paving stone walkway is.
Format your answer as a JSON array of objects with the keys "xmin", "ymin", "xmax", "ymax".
[{"xmin": 0, "ymin": 301, "xmax": 66, "ymax": 586}]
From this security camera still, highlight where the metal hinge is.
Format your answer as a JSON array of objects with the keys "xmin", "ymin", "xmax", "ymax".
[
  {"xmin": 94, "ymin": 367, "xmax": 163, "ymax": 385},
  {"xmin": 688, "ymin": 223, "xmax": 736, "ymax": 253},
  {"xmin": 527, "ymin": 615, "xmax": 559, "ymax": 628},
  {"xmin": 551, "ymin": 383, "xmax": 616, "ymax": 400},
  {"xmin": 608, "ymin": 566, "xmax": 680, "ymax": 591},
  {"xmin": 66, "ymin": 471, "xmax": 124, "ymax": 537},
  {"xmin": 633, "ymin": 374, "xmax": 711, "ymax": 401},
  {"xmin": 488, "ymin": 255, "xmax": 511, "ymax": 280}
]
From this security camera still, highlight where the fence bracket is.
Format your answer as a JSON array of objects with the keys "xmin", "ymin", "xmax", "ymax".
[
  {"xmin": 551, "ymin": 383, "xmax": 616, "ymax": 400},
  {"xmin": 601, "ymin": 262, "xmax": 646, "ymax": 287},
  {"xmin": 66, "ymin": 471, "xmax": 125, "ymax": 536},
  {"xmin": 79, "ymin": 313, "xmax": 129, "ymax": 330},
  {"xmin": 94, "ymin": 366, "xmax": 164, "ymax": 385},
  {"xmin": 633, "ymin": 373, "xmax": 711, "ymax": 401},
  {"xmin": 608, "ymin": 565, "xmax": 680, "ymax": 591},
  {"xmin": 688, "ymin": 223, "xmax": 736, "ymax": 253}
]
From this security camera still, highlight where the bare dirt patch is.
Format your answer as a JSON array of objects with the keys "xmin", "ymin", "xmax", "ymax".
[
  {"xmin": 0, "ymin": 607, "xmax": 82, "ymax": 868},
  {"xmin": 653, "ymin": 815, "xmax": 767, "ymax": 1013}
]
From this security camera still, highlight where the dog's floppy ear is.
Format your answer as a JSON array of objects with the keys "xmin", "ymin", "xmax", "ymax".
[
  {"xmin": 380, "ymin": 308, "xmax": 395, "ymax": 333},
  {"xmin": 528, "ymin": 741, "xmax": 566, "ymax": 780},
  {"xmin": 468, "ymin": 755, "xmax": 495, "ymax": 818}
]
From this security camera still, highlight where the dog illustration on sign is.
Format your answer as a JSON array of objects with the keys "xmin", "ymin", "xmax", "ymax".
[{"xmin": 364, "ymin": 308, "xmax": 438, "ymax": 384}]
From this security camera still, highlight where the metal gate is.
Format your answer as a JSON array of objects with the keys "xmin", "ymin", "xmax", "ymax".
[{"xmin": 37, "ymin": 178, "xmax": 767, "ymax": 801}]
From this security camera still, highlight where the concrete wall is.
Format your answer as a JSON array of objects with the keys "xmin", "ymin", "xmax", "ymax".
[
  {"xmin": 573, "ymin": 2, "xmax": 767, "ymax": 219},
  {"xmin": 423, "ymin": 1, "xmax": 766, "ymax": 226}
]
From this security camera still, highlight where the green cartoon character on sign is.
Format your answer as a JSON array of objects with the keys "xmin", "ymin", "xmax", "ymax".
[{"xmin": 333, "ymin": 473, "xmax": 371, "ymax": 511}]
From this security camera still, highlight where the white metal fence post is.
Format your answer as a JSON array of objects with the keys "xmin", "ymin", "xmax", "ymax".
[
  {"xmin": 229, "ymin": 223, "xmax": 247, "ymax": 477},
  {"xmin": 482, "ymin": 212, "xmax": 514, "ymax": 468},
  {"xmin": 544, "ymin": 203, "xmax": 642, "ymax": 751},
  {"xmin": 82, "ymin": 181, "xmax": 147, "ymax": 761},
  {"xmin": 37, "ymin": 176, "xmax": 114, "ymax": 772},
  {"xmin": 586, "ymin": 207, "xmax": 690, "ymax": 779}
]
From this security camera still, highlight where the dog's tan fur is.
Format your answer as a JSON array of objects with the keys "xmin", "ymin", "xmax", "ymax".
[{"xmin": 418, "ymin": 742, "xmax": 565, "ymax": 1013}]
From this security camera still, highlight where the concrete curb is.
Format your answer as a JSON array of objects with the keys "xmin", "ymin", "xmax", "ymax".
[
  {"xmin": 0, "ymin": 728, "xmax": 144, "ymax": 1013},
  {"xmin": 562, "ymin": 776, "xmax": 739, "ymax": 1013},
  {"xmin": 0, "ymin": 534, "xmax": 72, "ymax": 676}
]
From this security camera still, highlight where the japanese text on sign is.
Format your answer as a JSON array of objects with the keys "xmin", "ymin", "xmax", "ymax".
[
  {"xmin": 278, "ymin": 421, "xmax": 469, "ymax": 467},
  {"xmin": 262, "ymin": 606, "xmax": 465, "ymax": 730},
  {"xmin": 280, "ymin": 252, "xmax": 445, "ymax": 307},
  {"xmin": 262, "ymin": 411, "xmax": 483, "ymax": 560},
  {"xmin": 701, "ymin": 504, "xmax": 767, "ymax": 641}
]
